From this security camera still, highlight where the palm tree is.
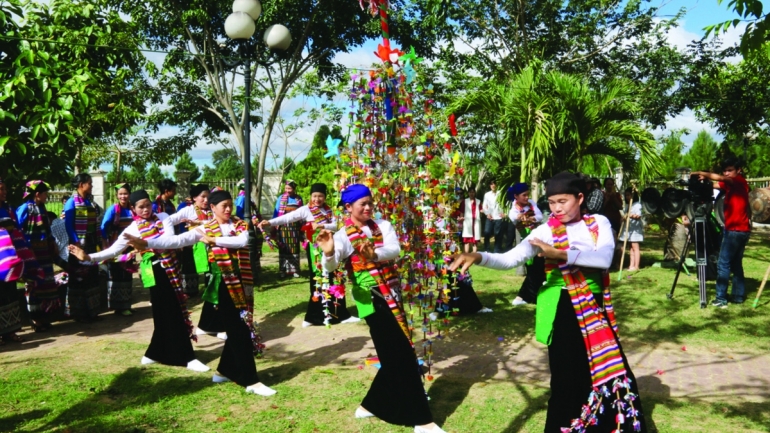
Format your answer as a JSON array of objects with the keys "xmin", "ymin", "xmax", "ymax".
[
  {"xmin": 447, "ymin": 64, "xmax": 661, "ymax": 196},
  {"xmin": 538, "ymin": 73, "xmax": 661, "ymax": 180},
  {"xmin": 448, "ymin": 63, "xmax": 555, "ymax": 188}
]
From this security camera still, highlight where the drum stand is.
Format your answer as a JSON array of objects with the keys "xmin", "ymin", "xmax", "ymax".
[{"xmin": 667, "ymin": 215, "xmax": 708, "ymax": 308}]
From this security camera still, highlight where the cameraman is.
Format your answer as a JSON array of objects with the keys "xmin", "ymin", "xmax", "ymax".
[{"xmin": 693, "ymin": 157, "xmax": 751, "ymax": 308}]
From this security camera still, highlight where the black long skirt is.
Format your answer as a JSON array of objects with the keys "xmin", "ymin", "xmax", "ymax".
[
  {"xmin": 544, "ymin": 290, "xmax": 647, "ymax": 433},
  {"xmin": 66, "ymin": 255, "xmax": 101, "ymax": 319},
  {"xmin": 198, "ymin": 301, "xmax": 226, "ymax": 333},
  {"xmin": 107, "ymin": 262, "xmax": 133, "ymax": 311},
  {"xmin": 362, "ymin": 293, "xmax": 433, "ymax": 427},
  {"xmin": 144, "ymin": 263, "xmax": 196, "ymax": 367},
  {"xmin": 0, "ymin": 281, "xmax": 22, "ymax": 335},
  {"xmin": 448, "ymin": 277, "xmax": 483, "ymax": 315},
  {"xmin": 215, "ymin": 280, "xmax": 259, "ymax": 387},
  {"xmin": 517, "ymin": 256, "xmax": 545, "ymax": 304},
  {"xmin": 304, "ymin": 273, "xmax": 352, "ymax": 325}
]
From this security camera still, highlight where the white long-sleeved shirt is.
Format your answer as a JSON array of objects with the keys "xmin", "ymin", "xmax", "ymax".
[
  {"xmin": 321, "ymin": 219, "xmax": 400, "ymax": 272},
  {"xmin": 479, "ymin": 214, "xmax": 614, "ymax": 270},
  {"xmin": 146, "ymin": 221, "xmax": 249, "ymax": 250},
  {"xmin": 86, "ymin": 214, "xmax": 244, "ymax": 262},
  {"xmin": 508, "ymin": 198, "xmax": 544, "ymax": 223},
  {"xmin": 482, "ymin": 190, "xmax": 504, "ymax": 220},
  {"xmin": 268, "ymin": 205, "xmax": 337, "ymax": 231}
]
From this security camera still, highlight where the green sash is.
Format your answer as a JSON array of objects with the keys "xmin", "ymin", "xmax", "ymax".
[
  {"xmin": 202, "ymin": 262, "xmax": 221, "ymax": 305},
  {"xmin": 350, "ymin": 270, "xmax": 378, "ymax": 318},
  {"xmin": 193, "ymin": 242, "xmax": 209, "ymax": 274},
  {"xmin": 139, "ymin": 254, "xmax": 156, "ymax": 288},
  {"xmin": 535, "ymin": 270, "xmax": 602, "ymax": 345}
]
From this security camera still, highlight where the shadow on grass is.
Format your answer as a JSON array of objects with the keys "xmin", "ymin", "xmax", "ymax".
[
  {"xmin": 27, "ymin": 367, "xmax": 210, "ymax": 433},
  {"xmin": 260, "ymin": 336, "xmax": 370, "ymax": 385},
  {"xmin": 0, "ymin": 409, "xmax": 51, "ymax": 433}
]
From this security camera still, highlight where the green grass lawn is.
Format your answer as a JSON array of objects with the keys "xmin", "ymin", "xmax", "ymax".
[{"xmin": 1, "ymin": 232, "xmax": 769, "ymax": 433}]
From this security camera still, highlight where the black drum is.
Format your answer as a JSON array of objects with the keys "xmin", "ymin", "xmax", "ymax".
[
  {"xmin": 661, "ymin": 187, "xmax": 690, "ymax": 219},
  {"xmin": 641, "ymin": 187, "xmax": 661, "ymax": 215}
]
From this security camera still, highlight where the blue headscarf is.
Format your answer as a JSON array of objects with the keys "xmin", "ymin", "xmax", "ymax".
[
  {"xmin": 341, "ymin": 184, "xmax": 372, "ymax": 205},
  {"xmin": 507, "ymin": 182, "xmax": 529, "ymax": 201}
]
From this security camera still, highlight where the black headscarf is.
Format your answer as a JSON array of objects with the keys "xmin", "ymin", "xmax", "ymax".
[
  {"xmin": 310, "ymin": 183, "xmax": 328, "ymax": 196},
  {"xmin": 129, "ymin": 190, "xmax": 151, "ymax": 206},
  {"xmin": 545, "ymin": 172, "xmax": 587, "ymax": 198},
  {"xmin": 209, "ymin": 190, "xmax": 232, "ymax": 205}
]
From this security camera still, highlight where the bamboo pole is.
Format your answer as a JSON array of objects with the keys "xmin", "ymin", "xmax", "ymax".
[{"xmin": 752, "ymin": 262, "xmax": 770, "ymax": 308}]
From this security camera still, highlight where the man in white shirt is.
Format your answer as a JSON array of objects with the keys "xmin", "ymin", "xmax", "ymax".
[{"xmin": 482, "ymin": 180, "xmax": 504, "ymax": 253}]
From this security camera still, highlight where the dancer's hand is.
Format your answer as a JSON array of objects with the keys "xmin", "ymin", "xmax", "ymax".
[
  {"xmin": 315, "ymin": 229, "xmax": 335, "ymax": 256},
  {"xmin": 449, "ymin": 253, "xmax": 482, "ymax": 274},
  {"xmin": 123, "ymin": 233, "xmax": 149, "ymax": 251},
  {"xmin": 68, "ymin": 244, "xmax": 90, "ymax": 261},
  {"xmin": 528, "ymin": 238, "xmax": 567, "ymax": 260},
  {"xmin": 258, "ymin": 220, "xmax": 271, "ymax": 229},
  {"xmin": 358, "ymin": 240, "xmax": 377, "ymax": 261},
  {"xmin": 195, "ymin": 228, "xmax": 217, "ymax": 246}
]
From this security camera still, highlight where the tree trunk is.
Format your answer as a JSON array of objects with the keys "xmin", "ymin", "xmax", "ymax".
[
  {"xmin": 530, "ymin": 167, "xmax": 540, "ymax": 202},
  {"xmin": 520, "ymin": 136, "xmax": 527, "ymax": 183},
  {"xmin": 255, "ymin": 87, "xmax": 285, "ymax": 216},
  {"xmin": 115, "ymin": 151, "xmax": 122, "ymax": 183}
]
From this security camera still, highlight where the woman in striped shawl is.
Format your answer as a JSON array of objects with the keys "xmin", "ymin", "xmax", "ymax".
[
  {"xmin": 124, "ymin": 189, "xmax": 276, "ymax": 396},
  {"xmin": 68, "ymin": 190, "xmax": 209, "ymax": 373},
  {"xmin": 450, "ymin": 172, "xmax": 646, "ymax": 433},
  {"xmin": 260, "ymin": 183, "xmax": 359, "ymax": 328},
  {"xmin": 16, "ymin": 180, "xmax": 61, "ymax": 331},
  {"xmin": 0, "ymin": 178, "xmax": 25, "ymax": 344},
  {"xmin": 272, "ymin": 180, "xmax": 303, "ymax": 278},
  {"xmin": 316, "ymin": 184, "xmax": 443, "ymax": 433},
  {"xmin": 63, "ymin": 173, "xmax": 101, "ymax": 323},
  {"xmin": 100, "ymin": 183, "xmax": 136, "ymax": 316}
]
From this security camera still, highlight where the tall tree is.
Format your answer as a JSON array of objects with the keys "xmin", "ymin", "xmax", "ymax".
[
  {"xmin": 146, "ymin": 163, "xmax": 164, "ymax": 183},
  {"xmin": 657, "ymin": 130, "xmax": 687, "ymax": 180},
  {"xmin": 174, "ymin": 152, "xmax": 202, "ymax": 183},
  {"xmin": 0, "ymin": 0, "xmax": 156, "ymax": 196},
  {"xmin": 684, "ymin": 130, "xmax": 719, "ymax": 172},
  {"xmin": 284, "ymin": 125, "xmax": 342, "ymax": 200},
  {"xmin": 201, "ymin": 149, "xmax": 244, "ymax": 181},
  {"xmin": 106, "ymin": 0, "xmax": 425, "ymax": 211},
  {"xmin": 706, "ymin": 0, "xmax": 770, "ymax": 55}
]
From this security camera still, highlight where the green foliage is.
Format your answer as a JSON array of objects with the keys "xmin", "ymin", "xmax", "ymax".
[
  {"xmin": 174, "ymin": 152, "xmax": 201, "ymax": 183},
  {"xmin": 146, "ymin": 163, "xmax": 164, "ymax": 183},
  {"xmin": 448, "ymin": 64, "xmax": 660, "ymax": 189},
  {"xmin": 657, "ymin": 130, "xmax": 686, "ymax": 179},
  {"xmin": 201, "ymin": 149, "xmax": 243, "ymax": 181},
  {"xmin": 0, "ymin": 0, "xmax": 155, "ymax": 197},
  {"xmin": 685, "ymin": 44, "xmax": 770, "ymax": 136},
  {"xmin": 683, "ymin": 130, "xmax": 719, "ymax": 172},
  {"xmin": 284, "ymin": 125, "xmax": 343, "ymax": 201},
  {"xmin": 123, "ymin": 163, "xmax": 147, "ymax": 184},
  {"xmin": 705, "ymin": 0, "xmax": 770, "ymax": 55},
  {"xmin": 714, "ymin": 134, "xmax": 770, "ymax": 178}
]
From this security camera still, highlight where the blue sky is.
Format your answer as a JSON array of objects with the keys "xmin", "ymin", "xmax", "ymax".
[{"xmin": 135, "ymin": 0, "xmax": 746, "ymax": 174}]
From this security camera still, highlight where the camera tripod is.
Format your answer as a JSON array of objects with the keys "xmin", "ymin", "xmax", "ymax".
[{"xmin": 667, "ymin": 215, "xmax": 709, "ymax": 308}]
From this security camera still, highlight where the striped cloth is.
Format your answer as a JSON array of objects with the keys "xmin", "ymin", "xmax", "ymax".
[
  {"xmin": 344, "ymin": 218, "xmax": 412, "ymax": 347},
  {"xmin": 73, "ymin": 194, "xmax": 96, "ymax": 246},
  {"xmin": 204, "ymin": 218, "xmax": 263, "ymax": 354},
  {"xmin": 545, "ymin": 215, "xmax": 641, "ymax": 432}
]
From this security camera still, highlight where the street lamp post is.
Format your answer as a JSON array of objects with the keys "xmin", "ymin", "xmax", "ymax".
[{"xmin": 224, "ymin": 0, "xmax": 291, "ymax": 219}]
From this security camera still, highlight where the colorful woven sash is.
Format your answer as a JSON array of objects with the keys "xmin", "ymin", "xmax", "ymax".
[
  {"xmin": 514, "ymin": 201, "xmax": 538, "ymax": 233},
  {"xmin": 545, "ymin": 215, "xmax": 640, "ymax": 432},
  {"xmin": 344, "ymin": 219, "xmax": 412, "ymax": 347},
  {"xmin": 136, "ymin": 214, "xmax": 195, "ymax": 341},
  {"xmin": 73, "ymin": 194, "xmax": 96, "ymax": 247},
  {"xmin": 0, "ymin": 227, "xmax": 23, "ymax": 282},
  {"xmin": 194, "ymin": 205, "xmax": 212, "ymax": 222},
  {"xmin": 309, "ymin": 205, "xmax": 332, "ymax": 224},
  {"xmin": 109, "ymin": 204, "xmax": 137, "ymax": 270},
  {"xmin": 204, "ymin": 218, "xmax": 263, "ymax": 354}
]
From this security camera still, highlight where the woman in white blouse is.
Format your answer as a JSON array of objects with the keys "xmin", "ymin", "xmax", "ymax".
[
  {"xmin": 259, "ymin": 183, "xmax": 359, "ymax": 327},
  {"xmin": 450, "ymin": 173, "xmax": 647, "ymax": 433},
  {"xmin": 124, "ymin": 190, "xmax": 276, "ymax": 397},
  {"xmin": 316, "ymin": 184, "xmax": 445, "ymax": 433},
  {"xmin": 68, "ymin": 190, "xmax": 209, "ymax": 373}
]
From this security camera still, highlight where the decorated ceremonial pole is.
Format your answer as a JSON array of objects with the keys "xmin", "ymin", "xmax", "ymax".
[{"xmin": 752, "ymin": 262, "xmax": 770, "ymax": 308}]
